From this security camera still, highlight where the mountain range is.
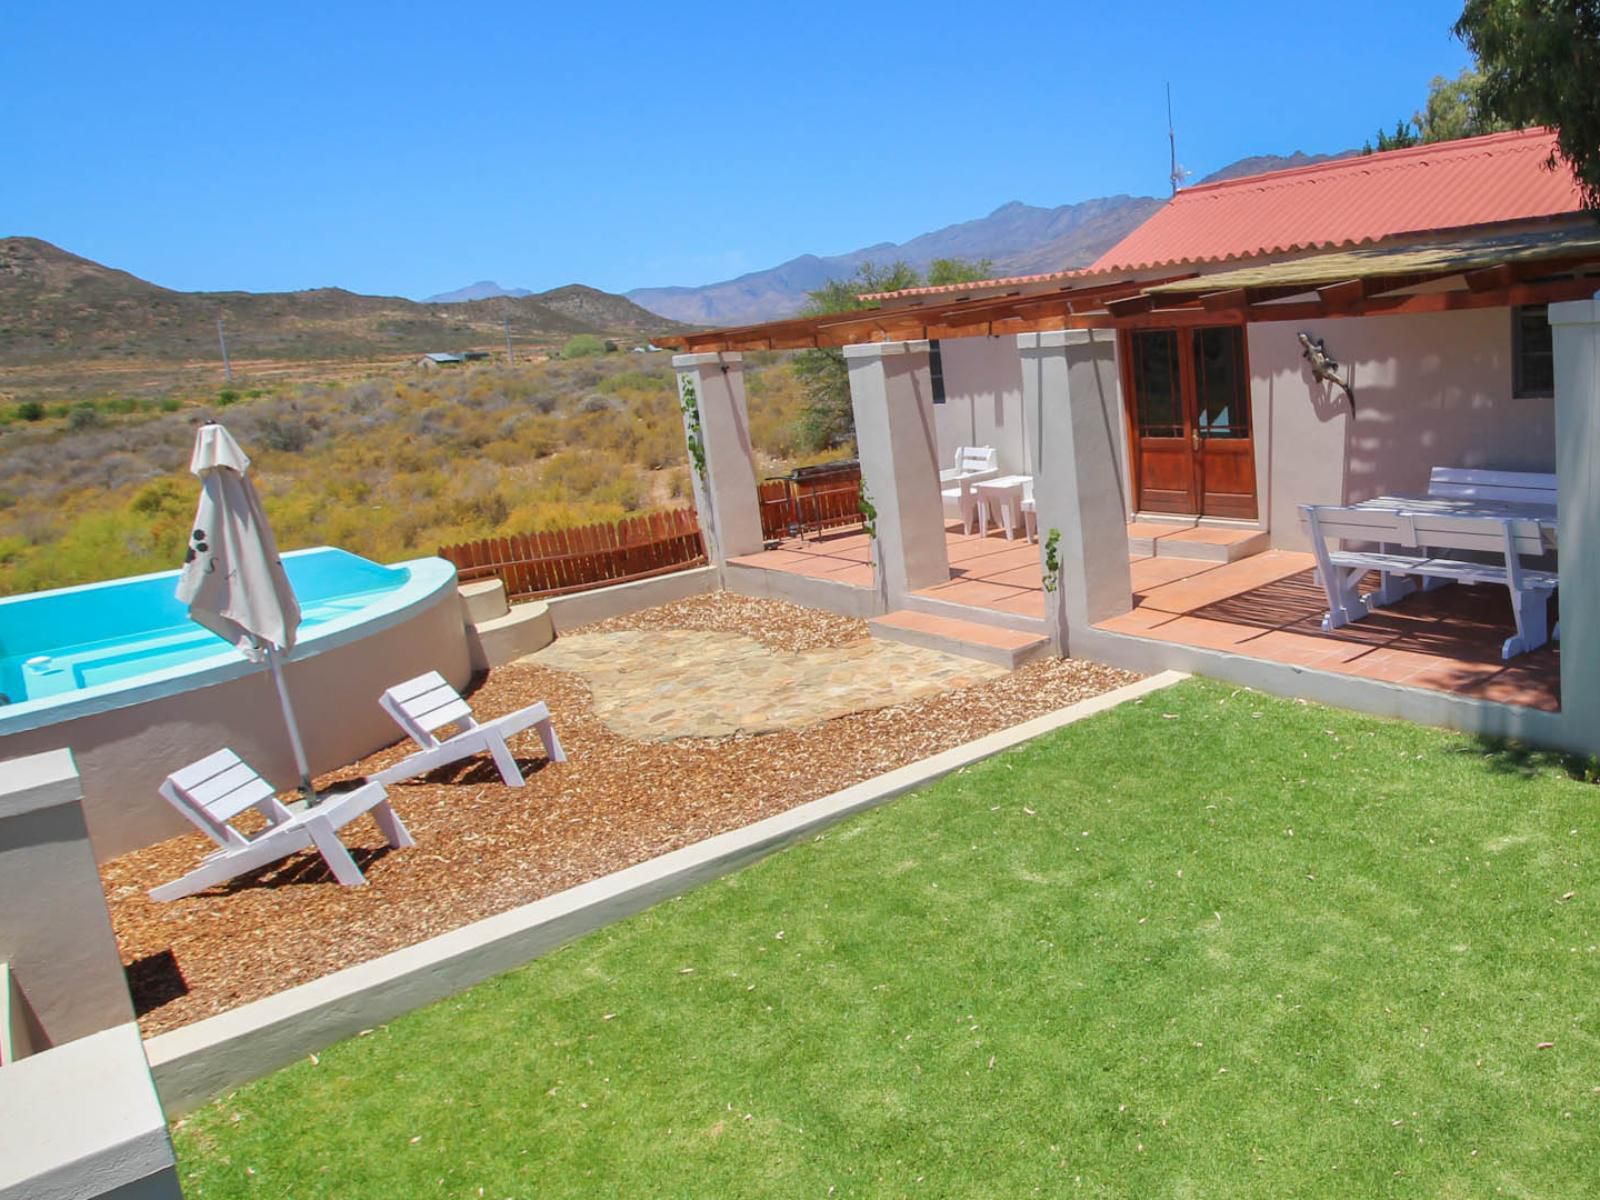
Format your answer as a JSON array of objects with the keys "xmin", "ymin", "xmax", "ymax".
[
  {"xmin": 427, "ymin": 151, "xmax": 1348, "ymax": 326},
  {"xmin": 0, "ymin": 238, "xmax": 676, "ymax": 367}
]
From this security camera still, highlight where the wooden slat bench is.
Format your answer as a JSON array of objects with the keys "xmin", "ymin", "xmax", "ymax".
[{"xmin": 1300, "ymin": 468, "xmax": 1558, "ymax": 660}]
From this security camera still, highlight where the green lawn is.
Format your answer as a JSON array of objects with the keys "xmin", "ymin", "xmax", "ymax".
[{"xmin": 174, "ymin": 679, "xmax": 1599, "ymax": 1198}]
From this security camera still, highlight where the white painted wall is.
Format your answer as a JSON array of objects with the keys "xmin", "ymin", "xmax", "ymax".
[
  {"xmin": 1247, "ymin": 307, "xmax": 1555, "ymax": 550},
  {"xmin": 933, "ymin": 336, "xmax": 1028, "ymax": 474}
]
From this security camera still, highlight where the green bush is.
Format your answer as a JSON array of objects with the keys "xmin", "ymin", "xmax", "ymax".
[
  {"xmin": 159, "ymin": 397, "xmax": 182, "ymax": 413},
  {"xmin": 15, "ymin": 402, "xmax": 44, "ymax": 422},
  {"xmin": 218, "ymin": 388, "xmax": 241, "ymax": 407},
  {"xmin": 560, "ymin": 334, "xmax": 606, "ymax": 359}
]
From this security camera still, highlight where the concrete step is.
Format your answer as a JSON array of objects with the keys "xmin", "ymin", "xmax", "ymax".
[
  {"xmin": 468, "ymin": 599, "xmax": 555, "ymax": 671},
  {"xmin": 458, "ymin": 578, "xmax": 510, "ymax": 624},
  {"xmin": 869, "ymin": 609, "xmax": 1051, "ymax": 669},
  {"xmin": 901, "ymin": 591, "xmax": 1048, "ymax": 636},
  {"xmin": 1126, "ymin": 522, "xmax": 1269, "ymax": 563}
]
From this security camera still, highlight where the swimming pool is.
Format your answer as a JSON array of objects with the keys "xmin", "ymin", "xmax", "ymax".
[
  {"xmin": 0, "ymin": 548, "xmax": 471, "ymax": 859},
  {"xmin": 0, "ymin": 548, "xmax": 451, "ymax": 714}
]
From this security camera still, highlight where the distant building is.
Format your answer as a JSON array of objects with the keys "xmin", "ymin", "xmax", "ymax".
[
  {"xmin": 462, "ymin": 350, "xmax": 491, "ymax": 361},
  {"xmin": 417, "ymin": 352, "xmax": 464, "ymax": 369}
]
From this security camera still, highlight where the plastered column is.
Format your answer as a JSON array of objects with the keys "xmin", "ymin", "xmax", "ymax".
[
  {"xmin": 0, "ymin": 749, "xmax": 133, "ymax": 1056},
  {"xmin": 1550, "ymin": 296, "xmax": 1600, "ymax": 753},
  {"xmin": 673, "ymin": 352, "xmax": 763, "ymax": 566},
  {"xmin": 1018, "ymin": 329, "xmax": 1132, "ymax": 654},
  {"xmin": 845, "ymin": 340, "xmax": 951, "ymax": 605}
]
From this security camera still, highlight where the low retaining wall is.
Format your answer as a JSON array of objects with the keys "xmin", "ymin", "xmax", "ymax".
[
  {"xmin": 545, "ymin": 565, "xmax": 718, "ymax": 631},
  {"xmin": 145, "ymin": 671, "xmax": 1187, "ymax": 1116},
  {"xmin": 723, "ymin": 562, "xmax": 885, "ymax": 619},
  {"xmin": 1077, "ymin": 626, "xmax": 1568, "ymax": 751}
]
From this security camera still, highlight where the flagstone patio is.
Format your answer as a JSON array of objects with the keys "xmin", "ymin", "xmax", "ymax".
[{"xmin": 529, "ymin": 628, "xmax": 1003, "ymax": 739}]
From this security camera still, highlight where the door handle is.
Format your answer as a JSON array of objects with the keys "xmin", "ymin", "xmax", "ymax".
[{"xmin": 1191, "ymin": 429, "xmax": 1200, "ymax": 452}]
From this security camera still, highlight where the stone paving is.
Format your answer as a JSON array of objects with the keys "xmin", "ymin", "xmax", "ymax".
[{"xmin": 526, "ymin": 629, "xmax": 1003, "ymax": 740}]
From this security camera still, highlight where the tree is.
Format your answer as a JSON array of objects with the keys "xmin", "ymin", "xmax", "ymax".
[
  {"xmin": 1456, "ymin": 0, "xmax": 1600, "ymax": 207},
  {"xmin": 1363, "ymin": 118, "xmax": 1422, "ymax": 155},
  {"xmin": 561, "ymin": 333, "xmax": 606, "ymax": 358},
  {"xmin": 1414, "ymin": 67, "xmax": 1513, "ymax": 142},
  {"xmin": 791, "ymin": 258, "xmax": 992, "ymax": 451}
]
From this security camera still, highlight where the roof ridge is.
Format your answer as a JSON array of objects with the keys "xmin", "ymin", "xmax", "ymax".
[{"xmin": 1176, "ymin": 127, "xmax": 1556, "ymax": 198}]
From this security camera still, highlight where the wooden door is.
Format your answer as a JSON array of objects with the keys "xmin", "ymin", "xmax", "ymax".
[{"xmin": 1124, "ymin": 325, "xmax": 1257, "ymax": 519}]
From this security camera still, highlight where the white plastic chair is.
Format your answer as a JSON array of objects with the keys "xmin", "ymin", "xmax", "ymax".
[
  {"xmin": 149, "ymin": 749, "xmax": 412, "ymax": 901},
  {"xmin": 372, "ymin": 671, "xmax": 566, "ymax": 788},
  {"xmin": 1021, "ymin": 477, "xmax": 1038, "ymax": 543},
  {"xmin": 939, "ymin": 446, "xmax": 999, "ymax": 532}
]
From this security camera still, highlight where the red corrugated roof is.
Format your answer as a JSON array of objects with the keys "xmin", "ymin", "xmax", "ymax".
[
  {"xmin": 1091, "ymin": 128, "xmax": 1582, "ymax": 273},
  {"xmin": 857, "ymin": 266, "xmax": 1097, "ymax": 302}
]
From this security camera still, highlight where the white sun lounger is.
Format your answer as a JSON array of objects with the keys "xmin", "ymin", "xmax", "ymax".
[
  {"xmin": 371, "ymin": 671, "xmax": 566, "ymax": 788},
  {"xmin": 149, "ymin": 749, "xmax": 413, "ymax": 901}
]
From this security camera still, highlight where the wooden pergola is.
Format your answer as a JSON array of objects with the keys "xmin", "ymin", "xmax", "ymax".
[{"xmin": 656, "ymin": 224, "xmax": 1600, "ymax": 353}]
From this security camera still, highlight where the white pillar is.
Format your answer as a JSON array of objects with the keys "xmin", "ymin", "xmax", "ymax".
[
  {"xmin": 672, "ymin": 352, "xmax": 763, "ymax": 566},
  {"xmin": 1018, "ymin": 329, "xmax": 1133, "ymax": 653},
  {"xmin": 845, "ymin": 340, "xmax": 950, "ymax": 605},
  {"xmin": 1549, "ymin": 295, "xmax": 1600, "ymax": 751}
]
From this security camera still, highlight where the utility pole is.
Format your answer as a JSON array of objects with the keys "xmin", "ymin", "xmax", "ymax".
[
  {"xmin": 1167, "ymin": 83, "xmax": 1184, "ymax": 197},
  {"xmin": 503, "ymin": 316, "xmax": 514, "ymax": 365},
  {"xmin": 217, "ymin": 316, "xmax": 233, "ymax": 383}
]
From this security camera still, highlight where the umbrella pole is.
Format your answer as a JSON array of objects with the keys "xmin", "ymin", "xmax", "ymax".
[{"xmin": 265, "ymin": 645, "xmax": 316, "ymax": 803}]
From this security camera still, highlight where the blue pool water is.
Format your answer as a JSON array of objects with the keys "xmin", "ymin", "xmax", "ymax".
[{"xmin": 0, "ymin": 548, "xmax": 416, "ymax": 707}]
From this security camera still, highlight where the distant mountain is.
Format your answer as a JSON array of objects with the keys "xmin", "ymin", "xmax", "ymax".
[
  {"xmin": 625, "ymin": 195, "xmax": 1165, "ymax": 326},
  {"xmin": 1195, "ymin": 149, "xmax": 1357, "ymax": 185},
  {"xmin": 425, "ymin": 280, "xmax": 533, "ymax": 303},
  {"xmin": 0, "ymin": 238, "xmax": 680, "ymax": 366},
  {"xmin": 624, "ymin": 150, "xmax": 1359, "ymax": 326}
]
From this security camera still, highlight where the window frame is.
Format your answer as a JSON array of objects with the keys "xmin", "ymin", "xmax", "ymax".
[{"xmin": 1512, "ymin": 304, "xmax": 1555, "ymax": 400}]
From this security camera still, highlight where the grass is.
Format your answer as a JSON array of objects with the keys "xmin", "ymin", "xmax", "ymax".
[{"xmin": 173, "ymin": 679, "xmax": 1599, "ymax": 1197}]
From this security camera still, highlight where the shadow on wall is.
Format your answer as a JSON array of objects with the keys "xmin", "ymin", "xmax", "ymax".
[{"xmin": 1336, "ymin": 308, "xmax": 1553, "ymax": 505}]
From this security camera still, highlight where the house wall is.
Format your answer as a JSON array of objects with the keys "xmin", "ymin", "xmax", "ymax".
[
  {"xmin": 933, "ymin": 336, "xmax": 1028, "ymax": 474},
  {"xmin": 1246, "ymin": 307, "xmax": 1555, "ymax": 550}
]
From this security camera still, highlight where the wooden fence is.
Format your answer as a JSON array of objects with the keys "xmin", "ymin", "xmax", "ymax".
[
  {"xmin": 758, "ymin": 470, "xmax": 863, "ymax": 542},
  {"xmin": 438, "ymin": 508, "xmax": 706, "ymax": 601}
]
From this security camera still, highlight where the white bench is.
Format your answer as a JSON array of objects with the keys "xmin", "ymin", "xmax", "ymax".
[{"xmin": 1301, "ymin": 468, "xmax": 1558, "ymax": 660}]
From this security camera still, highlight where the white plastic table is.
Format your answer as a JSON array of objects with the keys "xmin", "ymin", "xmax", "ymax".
[{"xmin": 975, "ymin": 475, "xmax": 1032, "ymax": 540}]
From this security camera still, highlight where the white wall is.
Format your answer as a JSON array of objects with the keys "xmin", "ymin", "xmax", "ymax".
[
  {"xmin": 1248, "ymin": 307, "xmax": 1555, "ymax": 550},
  {"xmin": 934, "ymin": 336, "xmax": 1027, "ymax": 474}
]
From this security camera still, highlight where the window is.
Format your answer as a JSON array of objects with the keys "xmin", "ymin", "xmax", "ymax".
[
  {"xmin": 1193, "ymin": 326, "xmax": 1249, "ymax": 439},
  {"xmin": 929, "ymin": 339, "xmax": 946, "ymax": 404},
  {"xmin": 1130, "ymin": 329, "xmax": 1182, "ymax": 437},
  {"xmin": 1514, "ymin": 305, "xmax": 1554, "ymax": 398}
]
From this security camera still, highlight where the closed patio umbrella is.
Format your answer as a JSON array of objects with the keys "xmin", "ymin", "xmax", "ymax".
[{"xmin": 177, "ymin": 422, "xmax": 314, "ymax": 797}]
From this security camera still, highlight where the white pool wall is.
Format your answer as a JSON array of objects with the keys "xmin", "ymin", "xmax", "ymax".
[{"xmin": 0, "ymin": 557, "xmax": 471, "ymax": 862}]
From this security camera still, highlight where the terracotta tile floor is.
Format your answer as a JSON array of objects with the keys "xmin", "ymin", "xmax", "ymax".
[
  {"xmin": 728, "ymin": 522, "xmax": 1046, "ymax": 618},
  {"xmin": 728, "ymin": 527, "xmax": 875, "ymax": 587},
  {"xmin": 1099, "ymin": 550, "xmax": 1560, "ymax": 711},
  {"xmin": 731, "ymin": 529, "xmax": 1559, "ymax": 711}
]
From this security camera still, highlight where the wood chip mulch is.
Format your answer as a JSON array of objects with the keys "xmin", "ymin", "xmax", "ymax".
[{"xmin": 104, "ymin": 594, "xmax": 1140, "ymax": 1037}]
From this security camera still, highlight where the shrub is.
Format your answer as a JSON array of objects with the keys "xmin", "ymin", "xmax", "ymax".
[
  {"xmin": 217, "ymin": 388, "xmax": 241, "ymax": 407},
  {"xmin": 159, "ymin": 397, "xmax": 182, "ymax": 413},
  {"xmin": 256, "ymin": 415, "xmax": 312, "ymax": 453},
  {"xmin": 561, "ymin": 334, "xmax": 606, "ymax": 359},
  {"xmin": 15, "ymin": 402, "xmax": 44, "ymax": 422},
  {"xmin": 67, "ymin": 403, "xmax": 105, "ymax": 431}
]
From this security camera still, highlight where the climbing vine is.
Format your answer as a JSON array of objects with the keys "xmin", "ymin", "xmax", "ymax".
[
  {"xmin": 858, "ymin": 478, "xmax": 878, "ymax": 540},
  {"xmin": 679, "ymin": 376, "xmax": 706, "ymax": 482},
  {"xmin": 1042, "ymin": 527, "xmax": 1062, "ymax": 593}
]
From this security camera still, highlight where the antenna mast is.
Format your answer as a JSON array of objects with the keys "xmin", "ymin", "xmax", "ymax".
[{"xmin": 1166, "ymin": 83, "xmax": 1181, "ymax": 196}]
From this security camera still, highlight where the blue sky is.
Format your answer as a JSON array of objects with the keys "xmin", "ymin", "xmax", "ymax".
[{"xmin": 3, "ymin": 2, "xmax": 1474, "ymax": 299}]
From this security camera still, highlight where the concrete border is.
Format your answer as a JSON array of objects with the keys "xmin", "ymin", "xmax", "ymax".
[
  {"xmin": 544, "ymin": 566, "xmax": 718, "ymax": 631},
  {"xmin": 723, "ymin": 562, "xmax": 886, "ymax": 619},
  {"xmin": 1076, "ymin": 626, "xmax": 1568, "ymax": 750},
  {"xmin": 144, "ymin": 669, "xmax": 1187, "ymax": 1116}
]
